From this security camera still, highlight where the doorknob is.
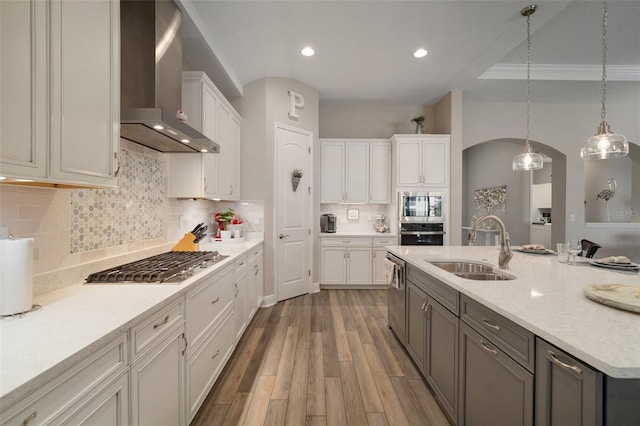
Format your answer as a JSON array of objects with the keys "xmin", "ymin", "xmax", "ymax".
[{"xmin": 279, "ymin": 234, "xmax": 289, "ymax": 239}]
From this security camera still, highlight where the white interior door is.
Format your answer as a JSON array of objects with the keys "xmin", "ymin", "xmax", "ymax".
[{"xmin": 276, "ymin": 123, "xmax": 312, "ymax": 301}]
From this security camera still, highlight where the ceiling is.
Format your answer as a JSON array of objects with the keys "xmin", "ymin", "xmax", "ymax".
[{"xmin": 178, "ymin": 0, "xmax": 640, "ymax": 106}]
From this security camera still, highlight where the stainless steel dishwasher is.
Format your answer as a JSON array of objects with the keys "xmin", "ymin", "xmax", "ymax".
[{"xmin": 386, "ymin": 252, "xmax": 406, "ymax": 345}]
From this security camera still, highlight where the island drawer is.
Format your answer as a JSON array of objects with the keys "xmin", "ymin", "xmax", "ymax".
[
  {"xmin": 373, "ymin": 237, "xmax": 396, "ymax": 246},
  {"xmin": 461, "ymin": 294, "xmax": 535, "ymax": 372},
  {"xmin": 407, "ymin": 264, "xmax": 459, "ymax": 315}
]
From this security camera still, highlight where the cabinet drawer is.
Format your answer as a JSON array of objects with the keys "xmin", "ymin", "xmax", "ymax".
[
  {"xmin": 2, "ymin": 334, "xmax": 127, "ymax": 426},
  {"xmin": 461, "ymin": 295, "xmax": 535, "ymax": 372},
  {"xmin": 131, "ymin": 299, "xmax": 184, "ymax": 361},
  {"xmin": 407, "ymin": 264, "xmax": 459, "ymax": 315},
  {"xmin": 373, "ymin": 237, "xmax": 395, "ymax": 246},
  {"xmin": 187, "ymin": 307, "xmax": 236, "ymax": 421},
  {"xmin": 235, "ymin": 254, "xmax": 248, "ymax": 274},
  {"xmin": 321, "ymin": 237, "xmax": 372, "ymax": 246},
  {"xmin": 247, "ymin": 244, "xmax": 263, "ymax": 264},
  {"xmin": 186, "ymin": 264, "xmax": 234, "ymax": 352}
]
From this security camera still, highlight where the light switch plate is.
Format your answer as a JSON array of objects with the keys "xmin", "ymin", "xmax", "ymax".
[{"xmin": 347, "ymin": 209, "xmax": 359, "ymax": 220}]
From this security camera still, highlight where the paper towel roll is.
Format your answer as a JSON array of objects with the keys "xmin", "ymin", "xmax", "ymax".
[{"xmin": 0, "ymin": 238, "xmax": 34, "ymax": 316}]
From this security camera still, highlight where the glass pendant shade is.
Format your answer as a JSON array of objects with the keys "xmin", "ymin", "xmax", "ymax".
[
  {"xmin": 513, "ymin": 147, "xmax": 544, "ymax": 171},
  {"xmin": 581, "ymin": 120, "xmax": 629, "ymax": 160}
]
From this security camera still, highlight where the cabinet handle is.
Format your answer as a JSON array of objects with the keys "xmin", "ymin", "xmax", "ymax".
[
  {"xmin": 342, "ymin": 240, "xmax": 351, "ymax": 243},
  {"xmin": 113, "ymin": 152, "xmax": 121, "ymax": 177},
  {"xmin": 153, "ymin": 315, "xmax": 169, "ymax": 329},
  {"xmin": 482, "ymin": 318, "xmax": 501, "ymax": 332},
  {"xmin": 211, "ymin": 349, "xmax": 221, "ymax": 359},
  {"xmin": 204, "ymin": 177, "xmax": 208, "ymax": 191},
  {"xmin": 229, "ymin": 185, "xmax": 233, "ymax": 195},
  {"xmin": 421, "ymin": 301, "xmax": 427, "ymax": 311},
  {"xmin": 547, "ymin": 351, "xmax": 582, "ymax": 377},
  {"xmin": 235, "ymin": 283, "xmax": 239, "ymax": 297},
  {"xmin": 423, "ymin": 302, "xmax": 431, "ymax": 318},
  {"xmin": 211, "ymin": 296, "xmax": 220, "ymax": 305},
  {"xmin": 21, "ymin": 411, "xmax": 36, "ymax": 426},
  {"xmin": 254, "ymin": 265, "xmax": 259, "ymax": 276},
  {"xmin": 182, "ymin": 333, "xmax": 188, "ymax": 356},
  {"xmin": 480, "ymin": 340, "xmax": 498, "ymax": 356}
]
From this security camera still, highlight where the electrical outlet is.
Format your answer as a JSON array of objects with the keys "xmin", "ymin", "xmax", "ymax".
[
  {"xmin": 569, "ymin": 214, "xmax": 576, "ymax": 222},
  {"xmin": 0, "ymin": 227, "xmax": 8, "ymax": 239}
]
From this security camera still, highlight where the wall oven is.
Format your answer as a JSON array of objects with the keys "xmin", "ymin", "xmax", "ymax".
[{"xmin": 399, "ymin": 222, "xmax": 445, "ymax": 246}]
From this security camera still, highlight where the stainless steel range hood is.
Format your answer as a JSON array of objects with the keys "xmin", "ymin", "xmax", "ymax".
[{"xmin": 120, "ymin": 0, "xmax": 219, "ymax": 153}]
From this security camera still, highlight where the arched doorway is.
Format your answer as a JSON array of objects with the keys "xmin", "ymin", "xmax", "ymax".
[{"xmin": 462, "ymin": 139, "xmax": 566, "ymax": 247}]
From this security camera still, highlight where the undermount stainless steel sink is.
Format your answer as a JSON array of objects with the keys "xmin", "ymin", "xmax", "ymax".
[
  {"xmin": 454, "ymin": 272, "xmax": 515, "ymax": 281},
  {"xmin": 428, "ymin": 260, "xmax": 515, "ymax": 281}
]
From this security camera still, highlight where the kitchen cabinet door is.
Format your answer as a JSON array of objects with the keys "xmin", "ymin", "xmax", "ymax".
[
  {"xmin": 423, "ymin": 140, "xmax": 447, "ymax": 185},
  {"xmin": 529, "ymin": 226, "xmax": 545, "ymax": 245},
  {"xmin": 166, "ymin": 153, "xmax": 218, "ymax": 199},
  {"xmin": 248, "ymin": 248, "xmax": 263, "ymax": 320},
  {"xmin": 372, "ymin": 248, "xmax": 390, "ymax": 285},
  {"xmin": 49, "ymin": 0, "xmax": 119, "ymax": 187},
  {"xmin": 234, "ymin": 256, "xmax": 249, "ymax": 341},
  {"xmin": 344, "ymin": 143, "xmax": 369, "ymax": 203},
  {"xmin": 0, "ymin": 0, "xmax": 48, "ymax": 180},
  {"xmin": 424, "ymin": 296, "xmax": 459, "ymax": 423},
  {"xmin": 320, "ymin": 142, "xmax": 345, "ymax": 203},
  {"xmin": 459, "ymin": 322, "xmax": 533, "ymax": 426},
  {"xmin": 535, "ymin": 338, "xmax": 603, "ymax": 426},
  {"xmin": 130, "ymin": 325, "xmax": 186, "ymax": 426},
  {"xmin": 320, "ymin": 247, "xmax": 347, "ymax": 284},
  {"xmin": 396, "ymin": 140, "xmax": 423, "ymax": 187},
  {"xmin": 346, "ymin": 247, "xmax": 372, "ymax": 284},
  {"xmin": 182, "ymin": 71, "xmax": 218, "ymax": 141},
  {"xmin": 406, "ymin": 280, "xmax": 427, "ymax": 372},
  {"xmin": 217, "ymin": 101, "xmax": 241, "ymax": 201},
  {"xmin": 369, "ymin": 142, "xmax": 391, "ymax": 203}
]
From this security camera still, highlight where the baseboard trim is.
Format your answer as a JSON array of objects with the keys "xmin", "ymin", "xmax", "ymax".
[{"xmin": 261, "ymin": 294, "xmax": 277, "ymax": 307}]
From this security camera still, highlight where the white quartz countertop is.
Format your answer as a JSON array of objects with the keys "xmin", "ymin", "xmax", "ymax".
[
  {"xmin": 386, "ymin": 245, "xmax": 640, "ymax": 378},
  {"xmin": 0, "ymin": 239, "xmax": 262, "ymax": 409}
]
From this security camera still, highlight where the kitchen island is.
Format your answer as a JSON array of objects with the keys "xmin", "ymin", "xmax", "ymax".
[
  {"xmin": 386, "ymin": 245, "xmax": 639, "ymax": 425},
  {"xmin": 0, "ymin": 238, "xmax": 262, "ymax": 422}
]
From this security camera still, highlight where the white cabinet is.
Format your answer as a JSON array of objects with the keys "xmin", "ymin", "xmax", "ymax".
[
  {"xmin": 320, "ymin": 238, "xmax": 373, "ymax": 285},
  {"xmin": 392, "ymin": 134, "xmax": 449, "ymax": 187},
  {"xmin": 234, "ymin": 255, "xmax": 249, "ymax": 341},
  {"xmin": 0, "ymin": 334, "xmax": 128, "ymax": 426},
  {"xmin": 532, "ymin": 183, "xmax": 552, "ymax": 209},
  {"xmin": 184, "ymin": 264, "xmax": 236, "ymax": 422},
  {"xmin": 130, "ymin": 301, "xmax": 186, "ymax": 426},
  {"xmin": 320, "ymin": 141, "xmax": 369, "ymax": 203},
  {"xmin": 166, "ymin": 153, "xmax": 218, "ymax": 199},
  {"xmin": 217, "ymin": 102, "xmax": 241, "ymax": 201},
  {"xmin": 178, "ymin": 71, "xmax": 241, "ymax": 201},
  {"xmin": 529, "ymin": 224, "xmax": 552, "ymax": 247},
  {"xmin": 247, "ymin": 245, "xmax": 264, "ymax": 319},
  {"xmin": 0, "ymin": 0, "xmax": 119, "ymax": 187},
  {"xmin": 372, "ymin": 237, "xmax": 396, "ymax": 285},
  {"xmin": 369, "ymin": 142, "xmax": 392, "ymax": 203}
]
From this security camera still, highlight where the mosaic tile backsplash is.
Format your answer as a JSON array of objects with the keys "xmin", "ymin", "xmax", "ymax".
[{"xmin": 69, "ymin": 148, "xmax": 164, "ymax": 253}]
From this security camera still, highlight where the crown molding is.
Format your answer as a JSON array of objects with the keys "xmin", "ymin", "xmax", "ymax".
[{"xmin": 479, "ymin": 64, "xmax": 640, "ymax": 81}]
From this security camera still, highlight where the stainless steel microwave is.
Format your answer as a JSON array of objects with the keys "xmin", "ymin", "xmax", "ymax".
[{"xmin": 398, "ymin": 191, "xmax": 443, "ymax": 222}]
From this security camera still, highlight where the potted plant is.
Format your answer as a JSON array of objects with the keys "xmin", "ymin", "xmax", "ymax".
[
  {"xmin": 411, "ymin": 115, "xmax": 425, "ymax": 134},
  {"xmin": 215, "ymin": 208, "xmax": 235, "ymax": 231},
  {"xmin": 291, "ymin": 168, "xmax": 303, "ymax": 192}
]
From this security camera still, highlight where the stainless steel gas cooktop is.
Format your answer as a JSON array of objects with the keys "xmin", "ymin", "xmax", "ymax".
[{"xmin": 85, "ymin": 251, "xmax": 228, "ymax": 284}]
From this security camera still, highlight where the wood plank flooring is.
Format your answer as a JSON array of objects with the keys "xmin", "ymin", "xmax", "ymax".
[{"xmin": 191, "ymin": 289, "xmax": 451, "ymax": 426}]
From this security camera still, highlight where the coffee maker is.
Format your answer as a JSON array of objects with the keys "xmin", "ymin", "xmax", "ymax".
[{"xmin": 320, "ymin": 214, "xmax": 337, "ymax": 233}]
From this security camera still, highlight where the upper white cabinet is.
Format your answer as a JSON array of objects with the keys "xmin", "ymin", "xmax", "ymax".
[
  {"xmin": 320, "ymin": 139, "xmax": 390, "ymax": 204},
  {"xmin": 166, "ymin": 153, "xmax": 219, "ymax": 199},
  {"xmin": 0, "ymin": 0, "xmax": 120, "ymax": 187},
  {"xmin": 392, "ymin": 134, "xmax": 450, "ymax": 187},
  {"xmin": 178, "ymin": 71, "xmax": 241, "ymax": 201}
]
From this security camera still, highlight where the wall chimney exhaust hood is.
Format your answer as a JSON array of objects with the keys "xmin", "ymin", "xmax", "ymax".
[{"xmin": 120, "ymin": 0, "xmax": 219, "ymax": 153}]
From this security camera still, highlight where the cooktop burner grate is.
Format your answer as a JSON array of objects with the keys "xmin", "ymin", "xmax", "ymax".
[{"xmin": 85, "ymin": 251, "xmax": 226, "ymax": 284}]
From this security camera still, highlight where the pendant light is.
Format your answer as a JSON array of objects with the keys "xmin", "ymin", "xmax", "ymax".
[
  {"xmin": 581, "ymin": 0, "xmax": 628, "ymax": 160},
  {"xmin": 513, "ymin": 5, "xmax": 543, "ymax": 171}
]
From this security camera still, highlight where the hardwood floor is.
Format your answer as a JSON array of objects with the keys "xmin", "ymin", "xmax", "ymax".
[{"xmin": 191, "ymin": 289, "xmax": 451, "ymax": 426}]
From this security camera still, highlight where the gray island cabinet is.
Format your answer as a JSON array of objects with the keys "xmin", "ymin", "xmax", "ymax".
[{"xmin": 388, "ymin": 248, "xmax": 640, "ymax": 426}]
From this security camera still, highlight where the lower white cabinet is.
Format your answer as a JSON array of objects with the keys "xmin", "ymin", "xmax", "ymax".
[
  {"xmin": 234, "ymin": 255, "xmax": 249, "ymax": 340},
  {"xmin": 0, "ymin": 334, "xmax": 128, "ymax": 426},
  {"xmin": 186, "ymin": 307, "xmax": 236, "ymax": 422},
  {"xmin": 248, "ymin": 245, "xmax": 264, "ymax": 319},
  {"xmin": 130, "ymin": 324, "xmax": 186, "ymax": 426},
  {"xmin": 320, "ymin": 236, "xmax": 394, "ymax": 286}
]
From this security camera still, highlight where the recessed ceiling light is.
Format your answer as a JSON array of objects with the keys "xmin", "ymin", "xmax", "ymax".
[
  {"xmin": 413, "ymin": 48, "xmax": 428, "ymax": 58},
  {"xmin": 301, "ymin": 47, "xmax": 315, "ymax": 57},
  {"xmin": 166, "ymin": 129, "xmax": 178, "ymax": 135},
  {"xmin": 200, "ymin": 149, "xmax": 208, "ymax": 153},
  {"xmin": 153, "ymin": 125, "xmax": 164, "ymax": 130},
  {"xmin": 181, "ymin": 139, "xmax": 190, "ymax": 143}
]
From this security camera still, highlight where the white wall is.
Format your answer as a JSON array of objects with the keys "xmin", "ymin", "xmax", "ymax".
[
  {"xmin": 461, "ymin": 100, "xmax": 640, "ymax": 259},
  {"xmin": 233, "ymin": 77, "xmax": 319, "ymax": 298}
]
